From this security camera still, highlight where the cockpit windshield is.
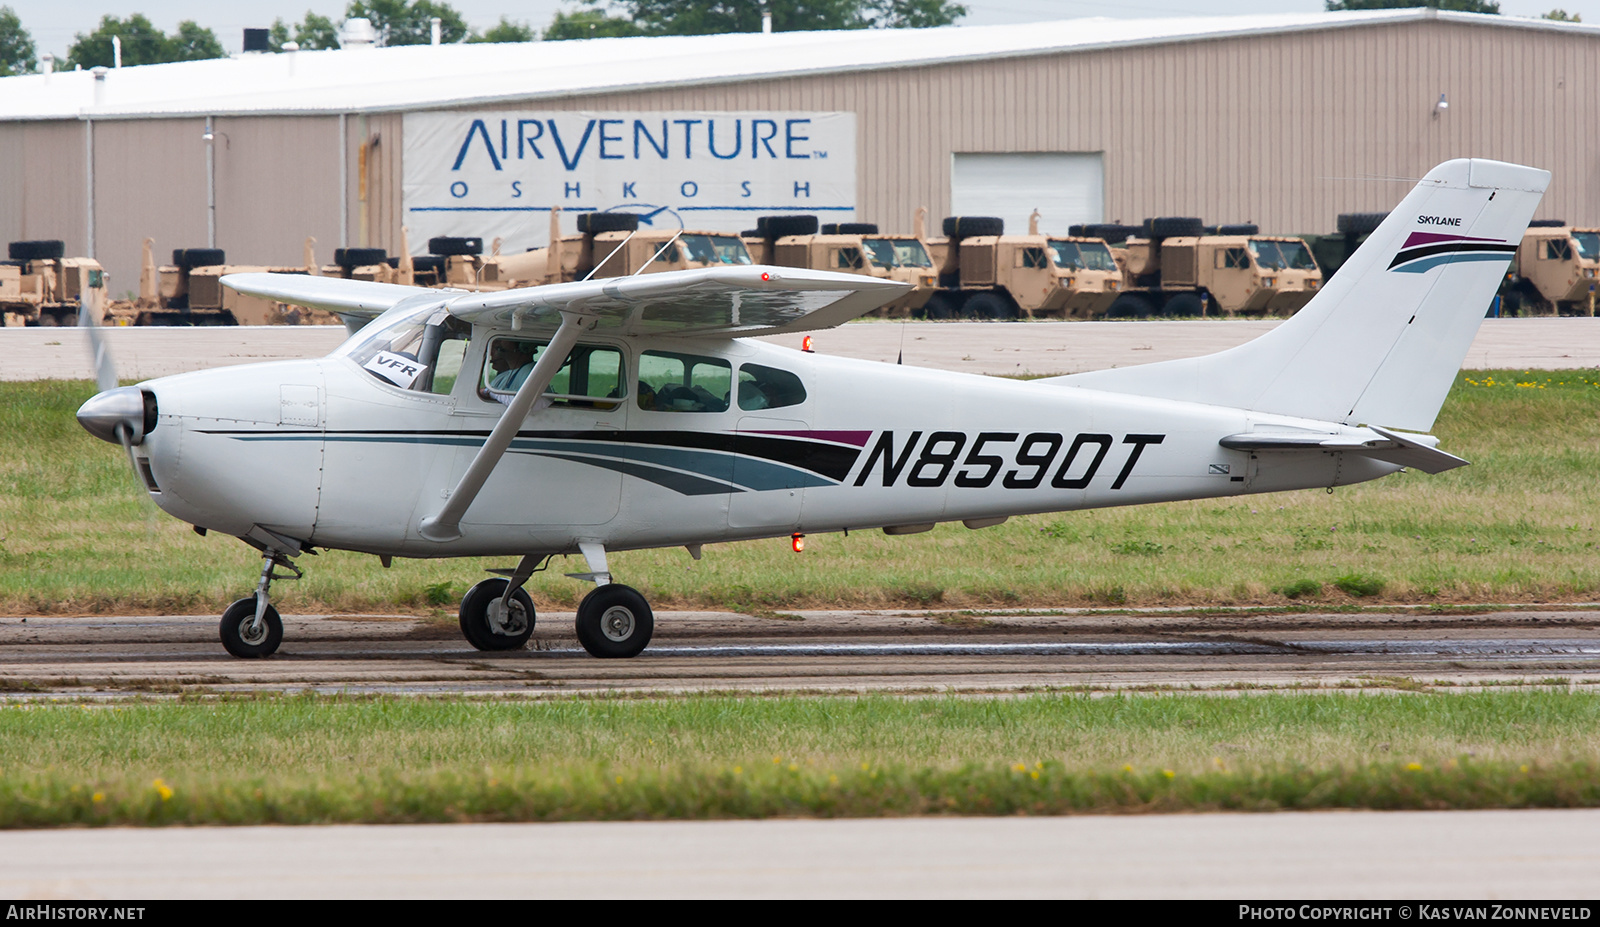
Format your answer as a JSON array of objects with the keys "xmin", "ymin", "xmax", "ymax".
[
  {"xmin": 1249, "ymin": 239, "xmax": 1318, "ymax": 271},
  {"xmin": 338, "ymin": 297, "xmax": 471, "ymax": 395},
  {"xmin": 860, "ymin": 238, "xmax": 932, "ymax": 269},
  {"xmin": 681, "ymin": 234, "xmax": 753, "ymax": 266},
  {"xmin": 1048, "ymin": 240, "xmax": 1118, "ymax": 271}
]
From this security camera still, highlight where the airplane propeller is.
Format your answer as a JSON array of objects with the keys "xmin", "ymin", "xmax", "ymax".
[{"xmin": 75, "ymin": 297, "xmax": 157, "ymax": 488}]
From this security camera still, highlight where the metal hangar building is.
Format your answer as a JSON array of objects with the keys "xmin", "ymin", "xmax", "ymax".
[{"xmin": 0, "ymin": 8, "xmax": 1594, "ymax": 293}]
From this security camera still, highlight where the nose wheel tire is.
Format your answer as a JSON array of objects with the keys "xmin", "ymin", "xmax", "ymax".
[
  {"xmin": 220, "ymin": 598, "xmax": 283, "ymax": 658},
  {"xmin": 459, "ymin": 578, "xmax": 536, "ymax": 651},
  {"xmin": 575, "ymin": 584, "xmax": 654, "ymax": 658}
]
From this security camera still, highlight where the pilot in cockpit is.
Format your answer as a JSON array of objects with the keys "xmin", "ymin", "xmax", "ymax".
[{"xmin": 488, "ymin": 340, "xmax": 536, "ymax": 392}]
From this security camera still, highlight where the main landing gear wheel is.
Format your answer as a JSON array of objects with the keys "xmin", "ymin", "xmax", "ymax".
[
  {"xmin": 459, "ymin": 578, "xmax": 535, "ymax": 651},
  {"xmin": 219, "ymin": 597, "xmax": 283, "ymax": 658},
  {"xmin": 575, "ymin": 584, "xmax": 654, "ymax": 659}
]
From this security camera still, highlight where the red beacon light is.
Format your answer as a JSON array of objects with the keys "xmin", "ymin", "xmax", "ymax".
[
  {"xmin": 801, "ymin": 335, "xmax": 814, "ymax": 353},
  {"xmin": 791, "ymin": 533, "xmax": 806, "ymax": 553},
  {"xmin": 760, "ymin": 271, "xmax": 771, "ymax": 281}
]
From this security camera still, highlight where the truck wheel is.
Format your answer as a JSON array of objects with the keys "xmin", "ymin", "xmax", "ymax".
[
  {"xmin": 1107, "ymin": 295, "xmax": 1155, "ymax": 319},
  {"xmin": 1216, "ymin": 224, "xmax": 1258, "ymax": 236},
  {"xmin": 8, "ymin": 240, "xmax": 65, "ymax": 261},
  {"xmin": 176, "ymin": 248, "xmax": 225, "ymax": 268},
  {"xmin": 757, "ymin": 215, "xmax": 819, "ymax": 238},
  {"xmin": 577, "ymin": 212, "xmax": 640, "ymax": 234},
  {"xmin": 919, "ymin": 292, "xmax": 959, "ymax": 320},
  {"xmin": 834, "ymin": 223, "xmax": 878, "ymax": 235},
  {"xmin": 941, "ymin": 216, "xmax": 1004, "ymax": 239},
  {"xmin": 965, "ymin": 291, "xmax": 1017, "ymax": 321},
  {"xmin": 1146, "ymin": 217, "xmax": 1204, "ymax": 239},
  {"xmin": 427, "ymin": 236, "xmax": 483, "ymax": 256},
  {"xmin": 334, "ymin": 247, "xmax": 387, "ymax": 268},
  {"xmin": 1336, "ymin": 213, "xmax": 1388, "ymax": 236},
  {"xmin": 1528, "ymin": 219, "xmax": 1567, "ymax": 228},
  {"xmin": 1165, "ymin": 293, "xmax": 1204, "ymax": 317}
]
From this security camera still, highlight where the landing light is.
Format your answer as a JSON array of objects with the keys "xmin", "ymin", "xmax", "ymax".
[{"xmin": 791, "ymin": 533, "xmax": 805, "ymax": 553}]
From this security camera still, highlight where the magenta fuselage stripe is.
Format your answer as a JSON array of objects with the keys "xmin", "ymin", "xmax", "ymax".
[{"xmin": 744, "ymin": 429, "xmax": 873, "ymax": 447}]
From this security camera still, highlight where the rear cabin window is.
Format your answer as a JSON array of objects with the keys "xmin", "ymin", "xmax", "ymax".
[
  {"xmin": 638, "ymin": 351, "xmax": 732, "ymax": 413},
  {"xmin": 835, "ymin": 247, "xmax": 865, "ymax": 270},
  {"xmin": 1545, "ymin": 239, "xmax": 1574, "ymax": 261},
  {"xmin": 480, "ymin": 338, "xmax": 625, "ymax": 410},
  {"xmin": 1021, "ymin": 247, "xmax": 1049, "ymax": 269},
  {"xmin": 1220, "ymin": 247, "xmax": 1250, "ymax": 270},
  {"xmin": 736, "ymin": 364, "xmax": 807, "ymax": 411}
]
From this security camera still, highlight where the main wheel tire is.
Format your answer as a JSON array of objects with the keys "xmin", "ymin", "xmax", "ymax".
[
  {"xmin": 220, "ymin": 598, "xmax": 283, "ymax": 658},
  {"xmin": 8, "ymin": 240, "xmax": 65, "ymax": 261},
  {"xmin": 459, "ymin": 579, "xmax": 535, "ymax": 651},
  {"xmin": 575, "ymin": 584, "xmax": 654, "ymax": 659},
  {"xmin": 965, "ymin": 291, "xmax": 1017, "ymax": 320}
]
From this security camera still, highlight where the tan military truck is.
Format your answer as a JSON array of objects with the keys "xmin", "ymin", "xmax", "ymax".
[
  {"xmin": 1102, "ymin": 219, "xmax": 1322, "ymax": 317},
  {"xmin": 0, "ymin": 240, "xmax": 107, "ymax": 327},
  {"xmin": 1502, "ymin": 220, "xmax": 1599, "ymax": 316},
  {"xmin": 922, "ymin": 213, "xmax": 1125, "ymax": 320},
  {"xmin": 121, "ymin": 238, "xmax": 338, "ymax": 325},
  {"xmin": 480, "ymin": 211, "xmax": 753, "ymax": 289},
  {"xmin": 739, "ymin": 213, "xmax": 937, "ymax": 317}
]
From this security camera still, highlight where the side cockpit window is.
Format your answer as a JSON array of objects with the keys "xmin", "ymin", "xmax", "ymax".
[
  {"xmin": 480, "ymin": 337, "xmax": 625, "ymax": 410},
  {"xmin": 638, "ymin": 351, "xmax": 731, "ymax": 413},
  {"xmin": 736, "ymin": 363, "xmax": 807, "ymax": 411}
]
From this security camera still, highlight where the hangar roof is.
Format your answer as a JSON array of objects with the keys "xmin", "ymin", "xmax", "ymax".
[{"xmin": 1, "ymin": 8, "xmax": 1593, "ymax": 121}]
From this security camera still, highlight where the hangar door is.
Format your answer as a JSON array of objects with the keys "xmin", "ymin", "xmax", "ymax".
[{"xmin": 950, "ymin": 153, "xmax": 1104, "ymax": 236}]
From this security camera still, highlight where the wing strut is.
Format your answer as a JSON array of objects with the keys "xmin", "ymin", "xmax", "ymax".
[{"xmin": 419, "ymin": 310, "xmax": 597, "ymax": 542}]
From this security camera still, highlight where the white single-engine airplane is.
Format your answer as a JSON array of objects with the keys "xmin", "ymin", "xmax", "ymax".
[{"xmin": 77, "ymin": 159, "xmax": 1548, "ymax": 659}]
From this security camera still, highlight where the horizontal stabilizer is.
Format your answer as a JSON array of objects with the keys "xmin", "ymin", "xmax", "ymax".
[{"xmin": 1219, "ymin": 425, "xmax": 1468, "ymax": 474}]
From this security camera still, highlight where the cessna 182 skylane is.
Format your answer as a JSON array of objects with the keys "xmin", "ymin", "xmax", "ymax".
[{"xmin": 77, "ymin": 158, "xmax": 1548, "ymax": 659}]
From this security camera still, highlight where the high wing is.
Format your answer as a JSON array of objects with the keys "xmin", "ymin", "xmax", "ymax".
[
  {"xmin": 224, "ymin": 266, "xmax": 909, "ymax": 340},
  {"xmin": 222, "ymin": 273, "xmax": 449, "ymax": 335},
  {"xmin": 442, "ymin": 265, "xmax": 907, "ymax": 338}
]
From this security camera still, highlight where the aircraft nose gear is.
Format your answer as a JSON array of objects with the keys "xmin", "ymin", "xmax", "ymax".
[
  {"xmin": 219, "ymin": 550, "xmax": 301, "ymax": 658},
  {"xmin": 459, "ymin": 579, "xmax": 536, "ymax": 651}
]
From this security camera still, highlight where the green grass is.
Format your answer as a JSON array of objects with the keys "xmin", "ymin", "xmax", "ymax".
[
  {"xmin": 3, "ymin": 370, "xmax": 1599, "ymax": 615},
  {"xmin": 2, "ymin": 690, "xmax": 1598, "ymax": 827}
]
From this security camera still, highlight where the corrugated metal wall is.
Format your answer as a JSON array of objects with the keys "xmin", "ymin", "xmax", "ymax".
[
  {"xmin": 214, "ymin": 116, "xmax": 343, "ymax": 272},
  {"xmin": 6, "ymin": 17, "xmax": 1597, "ymax": 292},
  {"xmin": 91, "ymin": 118, "xmax": 209, "ymax": 296},
  {"xmin": 468, "ymin": 18, "xmax": 1596, "ymax": 238},
  {"xmin": 0, "ymin": 121, "xmax": 88, "ymax": 255}
]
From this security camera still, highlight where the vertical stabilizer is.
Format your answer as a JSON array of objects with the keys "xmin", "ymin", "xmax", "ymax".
[{"xmin": 1052, "ymin": 159, "xmax": 1549, "ymax": 431}]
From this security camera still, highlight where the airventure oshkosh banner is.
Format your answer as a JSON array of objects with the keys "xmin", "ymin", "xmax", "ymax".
[{"xmin": 402, "ymin": 111, "xmax": 857, "ymax": 253}]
